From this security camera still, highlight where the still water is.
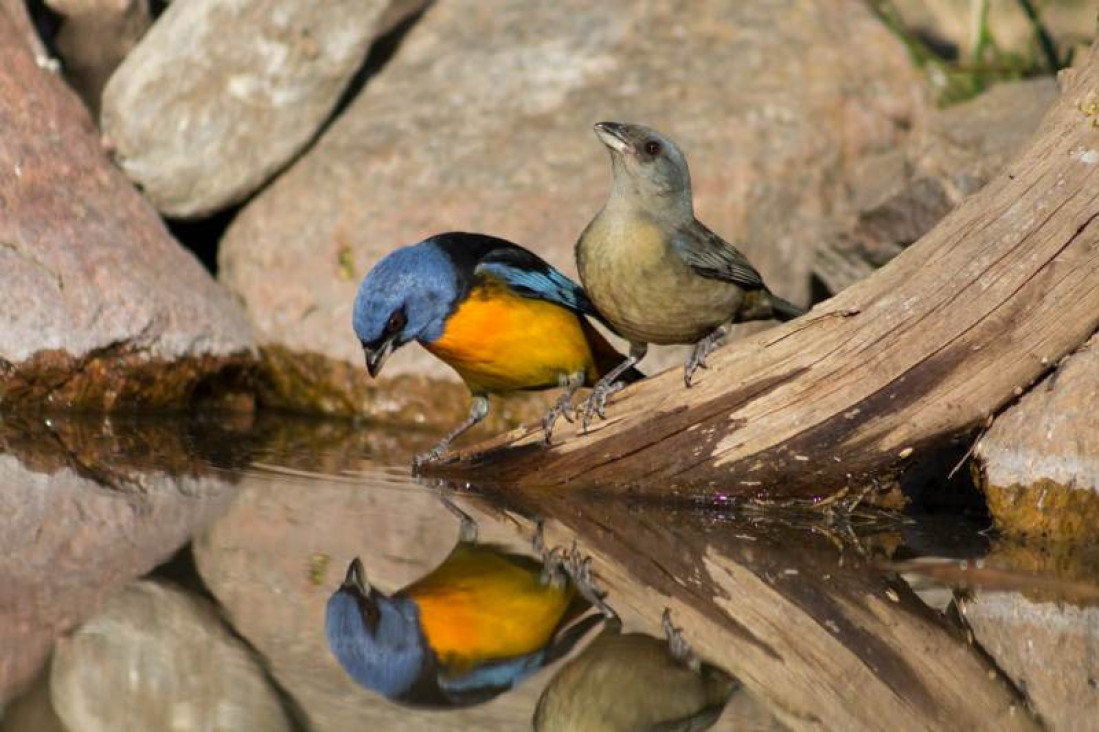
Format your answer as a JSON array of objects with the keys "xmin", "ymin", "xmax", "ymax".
[{"xmin": 0, "ymin": 412, "xmax": 1096, "ymax": 731}]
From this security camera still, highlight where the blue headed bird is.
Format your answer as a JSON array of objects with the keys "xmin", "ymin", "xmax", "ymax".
[
  {"xmin": 352, "ymin": 232, "xmax": 643, "ymax": 463},
  {"xmin": 325, "ymin": 516, "xmax": 603, "ymax": 709}
]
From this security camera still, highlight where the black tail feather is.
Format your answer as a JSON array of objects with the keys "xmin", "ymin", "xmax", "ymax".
[{"xmin": 770, "ymin": 294, "xmax": 806, "ymax": 322}]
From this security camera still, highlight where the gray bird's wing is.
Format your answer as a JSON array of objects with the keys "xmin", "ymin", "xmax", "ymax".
[{"xmin": 670, "ymin": 222, "xmax": 766, "ymax": 291}]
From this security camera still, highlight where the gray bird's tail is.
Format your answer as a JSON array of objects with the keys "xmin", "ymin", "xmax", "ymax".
[{"xmin": 769, "ymin": 294, "xmax": 806, "ymax": 322}]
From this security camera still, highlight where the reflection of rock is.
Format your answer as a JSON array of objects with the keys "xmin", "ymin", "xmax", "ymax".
[
  {"xmin": 44, "ymin": 0, "xmax": 152, "ymax": 114},
  {"xmin": 50, "ymin": 581, "xmax": 291, "ymax": 732},
  {"xmin": 974, "ymin": 332, "xmax": 1099, "ymax": 541},
  {"xmin": 0, "ymin": 416, "xmax": 240, "ymax": 701},
  {"xmin": 0, "ymin": 12, "xmax": 255, "ymax": 411},
  {"xmin": 194, "ymin": 476, "xmax": 573, "ymax": 730},
  {"xmin": 219, "ymin": 0, "xmax": 926, "ymax": 417},
  {"xmin": 50, "ymin": 580, "xmax": 292, "ymax": 729},
  {"xmin": 101, "ymin": 0, "xmax": 426, "ymax": 218},
  {"xmin": 960, "ymin": 591, "xmax": 1099, "ymax": 732},
  {"xmin": 815, "ymin": 79, "xmax": 1058, "ymax": 293},
  {"xmin": 0, "ymin": 667, "xmax": 66, "ymax": 732}
]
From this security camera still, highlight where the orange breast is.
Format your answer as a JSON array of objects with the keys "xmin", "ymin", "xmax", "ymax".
[
  {"xmin": 424, "ymin": 279, "xmax": 598, "ymax": 394},
  {"xmin": 406, "ymin": 544, "xmax": 575, "ymax": 672}
]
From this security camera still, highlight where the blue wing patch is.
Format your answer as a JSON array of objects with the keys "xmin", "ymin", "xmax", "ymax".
[
  {"xmin": 475, "ymin": 259, "xmax": 597, "ymax": 317},
  {"xmin": 437, "ymin": 650, "xmax": 546, "ymax": 696}
]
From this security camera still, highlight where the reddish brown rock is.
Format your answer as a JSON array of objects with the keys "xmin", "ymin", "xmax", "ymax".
[
  {"xmin": 0, "ymin": 12, "xmax": 255, "ymax": 411},
  {"xmin": 219, "ymin": 0, "xmax": 928, "ymax": 419},
  {"xmin": 974, "ymin": 332, "xmax": 1099, "ymax": 542}
]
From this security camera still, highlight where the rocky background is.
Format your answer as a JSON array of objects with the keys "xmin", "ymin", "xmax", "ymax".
[
  {"xmin": 1, "ymin": 0, "xmax": 1098, "ymax": 728},
  {"xmin": 2, "ymin": 0, "xmax": 1094, "ymax": 532}
]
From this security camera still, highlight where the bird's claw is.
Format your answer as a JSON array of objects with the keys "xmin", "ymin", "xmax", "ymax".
[
  {"xmin": 579, "ymin": 380, "xmax": 623, "ymax": 433},
  {"xmin": 541, "ymin": 394, "xmax": 577, "ymax": 444},
  {"xmin": 684, "ymin": 334, "xmax": 722, "ymax": 387},
  {"xmin": 412, "ymin": 441, "xmax": 451, "ymax": 469},
  {"xmin": 661, "ymin": 608, "xmax": 701, "ymax": 672},
  {"xmin": 565, "ymin": 541, "xmax": 617, "ymax": 618},
  {"xmin": 541, "ymin": 547, "xmax": 568, "ymax": 589}
]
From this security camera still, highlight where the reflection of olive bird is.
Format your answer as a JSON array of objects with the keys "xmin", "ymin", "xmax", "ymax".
[
  {"xmin": 534, "ymin": 614, "xmax": 740, "ymax": 732},
  {"xmin": 325, "ymin": 520, "xmax": 602, "ymax": 708},
  {"xmin": 576, "ymin": 122, "xmax": 806, "ymax": 423},
  {"xmin": 352, "ymin": 232, "xmax": 644, "ymax": 464}
]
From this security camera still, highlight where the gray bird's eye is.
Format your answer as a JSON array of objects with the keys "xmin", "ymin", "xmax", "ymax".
[{"xmin": 644, "ymin": 140, "xmax": 662, "ymax": 156}]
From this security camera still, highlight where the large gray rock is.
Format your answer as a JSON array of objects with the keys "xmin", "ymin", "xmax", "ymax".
[
  {"xmin": 974, "ymin": 332, "xmax": 1099, "ymax": 541},
  {"xmin": 0, "ymin": 415, "xmax": 239, "ymax": 702},
  {"xmin": 51, "ymin": 581, "xmax": 292, "ymax": 732},
  {"xmin": 101, "ymin": 0, "xmax": 426, "ymax": 218},
  {"xmin": 961, "ymin": 591, "xmax": 1099, "ymax": 732},
  {"xmin": 219, "ymin": 0, "xmax": 928, "ymax": 418},
  {"xmin": 0, "ymin": 12, "xmax": 254, "ymax": 411}
]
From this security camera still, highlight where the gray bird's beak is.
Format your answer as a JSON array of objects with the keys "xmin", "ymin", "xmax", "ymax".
[
  {"xmin": 594, "ymin": 121, "xmax": 634, "ymax": 154},
  {"xmin": 342, "ymin": 557, "xmax": 370, "ymax": 596},
  {"xmin": 363, "ymin": 335, "xmax": 396, "ymax": 378}
]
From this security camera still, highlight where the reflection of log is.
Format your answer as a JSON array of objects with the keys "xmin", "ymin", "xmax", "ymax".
[
  {"xmin": 462, "ymin": 492, "xmax": 1037, "ymax": 730},
  {"xmin": 434, "ymin": 43, "xmax": 1099, "ymax": 498}
]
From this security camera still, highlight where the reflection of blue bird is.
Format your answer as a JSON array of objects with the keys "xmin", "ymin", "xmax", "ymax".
[
  {"xmin": 351, "ymin": 232, "xmax": 643, "ymax": 463},
  {"xmin": 534, "ymin": 612, "xmax": 740, "ymax": 731},
  {"xmin": 326, "ymin": 518, "xmax": 601, "ymax": 708}
]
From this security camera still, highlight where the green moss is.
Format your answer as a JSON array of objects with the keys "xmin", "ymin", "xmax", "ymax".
[{"xmin": 868, "ymin": 0, "xmax": 1071, "ymax": 106}]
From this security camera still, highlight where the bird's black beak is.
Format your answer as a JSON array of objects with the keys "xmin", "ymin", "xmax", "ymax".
[
  {"xmin": 362, "ymin": 334, "xmax": 397, "ymax": 378},
  {"xmin": 342, "ymin": 557, "xmax": 370, "ymax": 597},
  {"xmin": 594, "ymin": 121, "xmax": 634, "ymax": 154}
]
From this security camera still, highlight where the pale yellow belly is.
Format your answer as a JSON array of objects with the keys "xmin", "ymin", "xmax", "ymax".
[{"xmin": 577, "ymin": 217, "xmax": 741, "ymax": 345}]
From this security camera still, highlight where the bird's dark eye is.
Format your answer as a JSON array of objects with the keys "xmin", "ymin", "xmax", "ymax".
[
  {"xmin": 644, "ymin": 140, "xmax": 662, "ymax": 156},
  {"xmin": 386, "ymin": 310, "xmax": 406, "ymax": 334}
]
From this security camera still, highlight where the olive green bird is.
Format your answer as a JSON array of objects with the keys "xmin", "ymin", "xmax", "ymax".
[
  {"xmin": 533, "ymin": 610, "xmax": 740, "ymax": 731},
  {"xmin": 575, "ymin": 121, "xmax": 806, "ymax": 426}
]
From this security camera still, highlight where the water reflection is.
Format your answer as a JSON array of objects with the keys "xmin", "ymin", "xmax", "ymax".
[
  {"xmin": 0, "ymin": 413, "xmax": 247, "ymax": 702},
  {"xmin": 0, "ymin": 413, "xmax": 1096, "ymax": 730},
  {"xmin": 534, "ymin": 614, "xmax": 739, "ymax": 731},
  {"xmin": 326, "ymin": 505, "xmax": 603, "ymax": 708}
]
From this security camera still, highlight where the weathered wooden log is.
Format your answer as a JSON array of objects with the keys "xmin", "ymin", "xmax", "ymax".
[
  {"xmin": 455, "ymin": 492, "xmax": 1037, "ymax": 730},
  {"xmin": 431, "ymin": 42, "xmax": 1099, "ymax": 498}
]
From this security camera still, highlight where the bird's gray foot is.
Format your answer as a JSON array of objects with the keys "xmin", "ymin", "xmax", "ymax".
[
  {"xmin": 412, "ymin": 395, "xmax": 490, "ymax": 469},
  {"xmin": 579, "ymin": 378, "xmax": 624, "ymax": 433},
  {"xmin": 565, "ymin": 541, "xmax": 617, "ymax": 618},
  {"xmin": 662, "ymin": 608, "xmax": 702, "ymax": 672},
  {"xmin": 542, "ymin": 374, "xmax": 583, "ymax": 444},
  {"xmin": 684, "ymin": 328, "xmax": 727, "ymax": 387},
  {"xmin": 439, "ymin": 493, "xmax": 478, "ymax": 542},
  {"xmin": 536, "ymin": 522, "xmax": 569, "ymax": 589},
  {"xmin": 413, "ymin": 440, "xmax": 452, "ymax": 469}
]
